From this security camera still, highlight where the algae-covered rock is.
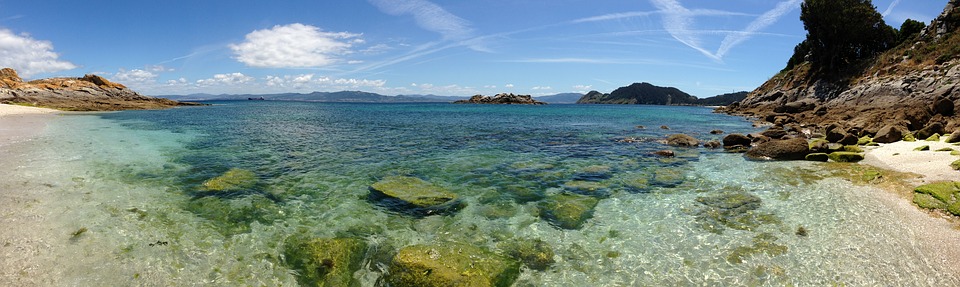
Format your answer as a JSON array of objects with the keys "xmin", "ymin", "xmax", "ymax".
[
  {"xmin": 827, "ymin": 152, "xmax": 864, "ymax": 163},
  {"xmin": 926, "ymin": 133, "xmax": 942, "ymax": 142},
  {"xmin": 947, "ymin": 130, "xmax": 960, "ymax": 143},
  {"xmin": 691, "ymin": 192, "xmax": 778, "ymax": 233},
  {"xmin": 727, "ymin": 233, "xmax": 788, "ymax": 264},
  {"xmin": 651, "ymin": 168, "xmax": 685, "ymax": 187},
  {"xmin": 842, "ymin": 145, "xmax": 864, "ymax": 153},
  {"xmin": 202, "ymin": 168, "xmax": 257, "ymax": 192},
  {"xmin": 914, "ymin": 145, "xmax": 930, "ymax": 151},
  {"xmin": 285, "ymin": 238, "xmax": 367, "ymax": 287},
  {"xmin": 387, "ymin": 243, "xmax": 521, "ymax": 287},
  {"xmin": 952, "ymin": 159, "xmax": 960, "ymax": 171},
  {"xmin": 368, "ymin": 176, "xmax": 463, "ymax": 216},
  {"xmin": 805, "ymin": 153, "xmax": 829, "ymax": 162},
  {"xmin": 936, "ymin": 147, "xmax": 955, "ymax": 152},
  {"xmin": 498, "ymin": 238, "xmax": 555, "ymax": 271},
  {"xmin": 563, "ymin": 180, "xmax": 611, "ymax": 197},
  {"xmin": 808, "ymin": 139, "xmax": 829, "ymax": 152},
  {"xmin": 913, "ymin": 182, "xmax": 960, "ymax": 215},
  {"xmin": 903, "ymin": 133, "xmax": 916, "ymax": 142},
  {"xmin": 857, "ymin": 136, "xmax": 872, "ymax": 145},
  {"xmin": 185, "ymin": 194, "xmax": 281, "ymax": 235},
  {"xmin": 615, "ymin": 172, "xmax": 650, "ymax": 193},
  {"xmin": 538, "ymin": 193, "xmax": 600, "ymax": 229}
]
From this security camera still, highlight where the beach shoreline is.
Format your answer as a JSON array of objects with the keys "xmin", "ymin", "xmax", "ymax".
[
  {"xmin": 861, "ymin": 139, "xmax": 959, "ymax": 184},
  {"xmin": 0, "ymin": 104, "xmax": 58, "ymax": 149}
]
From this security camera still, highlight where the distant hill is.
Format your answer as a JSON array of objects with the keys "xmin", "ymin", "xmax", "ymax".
[
  {"xmin": 156, "ymin": 91, "xmax": 466, "ymax": 103},
  {"xmin": 574, "ymin": 82, "xmax": 744, "ymax": 106},
  {"xmin": 535, "ymin": 93, "xmax": 584, "ymax": 104}
]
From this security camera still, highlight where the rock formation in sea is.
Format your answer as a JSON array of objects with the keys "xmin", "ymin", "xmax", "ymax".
[
  {"xmin": 454, "ymin": 93, "xmax": 547, "ymax": 105},
  {"xmin": 575, "ymin": 82, "xmax": 747, "ymax": 106},
  {"xmin": 721, "ymin": 1, "xmax": 960, "ymax": 137},
  {"xmin": 0, "ymin": 67, "xmax": 197, "ymax": 111}
]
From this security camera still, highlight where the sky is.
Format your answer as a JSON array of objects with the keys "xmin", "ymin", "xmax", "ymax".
[{"xmin": 0, "ymin": 0, "xmax": 948, "ymax": 98}]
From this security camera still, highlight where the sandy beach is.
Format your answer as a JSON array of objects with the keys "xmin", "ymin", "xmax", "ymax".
[
  {"xmin": 862, "ymin": 138, "xmax": 959, "ymax": 184},
  {"xmin": 0, "ymin": 104, "xmax": 58, "ymax": 148}
]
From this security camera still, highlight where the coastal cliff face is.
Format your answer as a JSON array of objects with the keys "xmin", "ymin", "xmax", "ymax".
[
  {"xmin": 0, "ymin": 68, "xmax": 195, "ymax": 111},
  {"xmin": 724, "ymin": 0, "xmax": 960, "ymax": 134}
]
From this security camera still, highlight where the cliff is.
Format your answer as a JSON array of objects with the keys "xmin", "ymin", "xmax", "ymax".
[
  {"xmin": 0, "ymin": 68, "xmax": 197, "ymax": 111},
  {"xmin": 723, "ymin": 0, "xmax": 960, "ymax": 134},
  {"xmin": 454, "ymin": 93, "xmax": 546, "ymax": 105}
]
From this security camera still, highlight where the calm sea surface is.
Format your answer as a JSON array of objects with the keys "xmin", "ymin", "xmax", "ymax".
[{"xmin": 4, "ymin": 101, "xmax": 958, "ymax": 286}]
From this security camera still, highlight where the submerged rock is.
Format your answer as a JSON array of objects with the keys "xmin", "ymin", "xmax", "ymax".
[
  {"xmin": 722, "ymin": 134, "xmax": 752, "ymax": 149},
  {"xmin": 284, "ymin": 238, "xmax": 367, "ymax": 287},
  {"xmin": 651, "ymin": 168, "xmax": 685, "ymax": 187},
  {"xmin": 805, "ymin": 153, "xmax": 829, "ymax": 162},
  {"xmin": 202, "ymin": 168, "xmax": 258, "ymax": 192},
  {"xmin": 913, "ymin": 181, "xmax": 960, "ymax": 215},
  {"xmin": 652, "ymin": 150, "xmax": 676, "ymax": 157},
  {"xmin": 368, "ymin": 176, "xmax": 463, "ymax": 216},
  {"xmin": 563, "ymin": 180, "xmax": 611, "ymax": 198},
  {"xmin": 727, "ymin": 233, "xmax": 788, "ymax": 264},
  {"xmin": 828, "ymin": 152, "xmax": 865, "ymax": 163},
  {"xmin": 498, "ymin": 238, "xmax": 556, "ymax": 271},
  {"xmin": 691, "ymin": 192, "xmax": 778, "ymax": 234},
  {"xmin": 704, "ymin": 140, "xmax": 722, "ymax": 149},
  {"xmin": 387, "ymin": 243, "xmax": 521, "ymax": 287},
  {"xmin": 538, "ymin": 193, "xmax": 600, "ymax": 229}
]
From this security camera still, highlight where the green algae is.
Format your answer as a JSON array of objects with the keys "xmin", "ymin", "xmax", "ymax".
[
  {"xmin": 387, "ymin": 243, "xmax": 520, "ymax": 287},
  {"xmin": 185, "ymin": 194, "xmax": 282, "ymax": 235},
  {"xmin": 727, "ymin": 233, "xmax": 788, "ymax": 264},
  {"xmin": 953, "ymin": 159, "xmax": 960, "ymax": 171},
  {"xmin": 857, "ymin": 136, "xmax": 872, "ymax": 145},
  {"xmin": 368, "ymin": 176, "xmax": 463, "ymax": 216},
  {"xmin": 538, "ymin": 193, "xmax": 600, "ymax": 229},
  {"xmin": 201, "ymin": 168, "xmax": 258, "ymax": 192},
  {"xmin": 284, "ymin": 237, "xmax": 367, "ymax": 287},
  {"xmin": 842, "ymin": 145, "xmax": 864, "ymax": 153},
  {"xmin": 903, "ymin": 133, "xmax": 916, "ymax": 142},
  {"xmin": 498, "ymin": 238, "xmax": 556, "ymax": 271},
  {"xmin": 690, "ymin": 192, "xmax": 779, "ymax": 234},
  {"xmin": 828, "ymin": 152, "xmax": 864, "ymax": 162},
  {"xmin": 913, "ymin": 182, "xmax": 960, "ymax": 215},
  {"xmin": 926, "ymin": 134, "xmax": 941, "ymax": 142}
]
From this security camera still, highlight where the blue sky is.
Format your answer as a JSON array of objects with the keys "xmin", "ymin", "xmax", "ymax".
[{"xmin": 0, "ymin": 0, "xmax": 946, "ymax": 97}]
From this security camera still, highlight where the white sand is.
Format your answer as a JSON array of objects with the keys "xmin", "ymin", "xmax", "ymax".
[
  {"xmin": 0, "ymin": 104, "xmax": 58, "ymax": 148},
  {"xmin": 0, "ymin": 104, "xmax": 57, "ymax": 117},
  {"xmin": 861, "ymin": 138, "xmax": 959, "ymax": 184}
]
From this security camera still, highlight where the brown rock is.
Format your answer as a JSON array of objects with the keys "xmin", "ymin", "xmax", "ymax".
[
  {"xmin": 947, "ymin": 130, "xmax": 960, "ymax": 143},
  {"xmin": 745, "ymin": 138, "xmax": 810, "ymax": 160},
  {"xmin": 722, "ymin": 134, "xmax": 752, "ymax": 149},
  {"xmin": 934, "ymin": 98, "xmax": 955, "ymax": 116},
  {"xmin": 653, "ymin": 150, "xmax": 675, "ymax": 157},
  {"xmin": 710, "ymin": 129, "xmax": 724, "ymax": 134},
  {"xmin": 660, "ymin": 125, "xmax": 670, "ymax": 130},
  {"xmin": 873, "ymin": 125, "xmax": 905, "ymax": 143},
  {"xmin": 0, "ymin": 68, "xmax": 196, "ymax": 111},
  {"xmin": 760, "ymin": 128, "xmax": 788, "ymax": 139},
  {"xmin": 916, "ymin": 122, "xmax": 945, "ymax": 139},
  {"xmin": 704, "ymin": 140, "xmax": 722, "ymax": 149},
  {"xmin": 825, "ymin": 127, "xmax": 847, "ymax": 143},
  {"xmin": 666, "ymin": 134, "xmax": 699, "ymax": 147},
  {"xmin": 838, "ymin": 134, "xmax": 859, "ymax": 146}
]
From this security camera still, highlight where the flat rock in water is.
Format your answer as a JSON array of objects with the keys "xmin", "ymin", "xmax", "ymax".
[
  {"xmin": 745, "ymin": 138, "xmax": 810, "ymax": 160},
  {"xmin": 369, "ymin": 176, "xmax": 462, "ymax": 216},
  {"xmin": 284, "ymin": 238, "xmax": 367, "ymax": 287},
  {"xmin": 387, "ymin": 243, "xmax": 521, "ymax": 287},
  {"xmin": 202, "ymin": 168, "xmax": 258, "ymax": 192},
  {"xmin": 538, "ymin": 193, "xmax": 599, "ymax": 229},
  {"xmin": 828, "ymin": 152, "xmax": 865, "ymax": 162}
]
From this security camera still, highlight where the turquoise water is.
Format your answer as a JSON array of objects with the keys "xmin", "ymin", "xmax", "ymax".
[{"xmin": 3, "ymin": 102, "xmax": 959, "ymax": 286}]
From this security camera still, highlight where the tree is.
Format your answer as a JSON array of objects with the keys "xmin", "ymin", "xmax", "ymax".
[
  {"xmin": 898, "ymin": 19, "xmax": 927, "ymax": 44},
  {"xmin": 799, "ymin": 0, "xmax": 896, "ymax": 71}
]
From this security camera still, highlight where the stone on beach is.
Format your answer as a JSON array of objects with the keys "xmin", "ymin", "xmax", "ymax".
[{"xmin": 828, "ymin": 152, "xmax": 865, "ymax": 163}]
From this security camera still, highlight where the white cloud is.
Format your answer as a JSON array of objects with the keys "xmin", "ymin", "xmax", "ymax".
[
  {"xmin": 263, "ymin": 74, "xmax": 386, "ymax": 90},
  {"xmin": 230, "ymin": 23, "xmax": 361, "ymax": 68},
  {"xmin": 196, "ymin": 73, "xmax": 255, "ymax": 86},
  {"xmin": 532, "ymin": 86, "xmax": 552, "ymax": 90},
  {"xmin": 368, "ymin": 0, "xmax": 473, "ymax": 40},
  {"xmin": 716, "ymin": 0, "xmax": 802, "ymax": 58},
  {"xmin": 113, "ymin": 69, "xmax": 157, "ymax": 84},
  {"xmin": 573, "ymin": 84, "xmax": 592, "ymax": 91},
  {"xmin": 0, "ymin": 28, "xmax": 76, "ymax": 77},
  {"xmin": 505, "ymin": 84, "xmax": 515, "ymax": 88},
  {"xmin": 882, "ymin": 0, "xmax": 903, "ymax": 17}
]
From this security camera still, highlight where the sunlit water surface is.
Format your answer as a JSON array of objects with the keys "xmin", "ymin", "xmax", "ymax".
[{"xmin": 2, "ymin": 102, "xmax": 957, "ymax": 286}]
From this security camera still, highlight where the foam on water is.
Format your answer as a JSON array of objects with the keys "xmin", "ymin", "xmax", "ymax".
[{"xmin": 1, "ymin": 102, "xmax": 958, "ymax": 286}]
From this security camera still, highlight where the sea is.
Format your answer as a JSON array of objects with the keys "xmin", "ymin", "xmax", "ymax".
[{"xmin": 1, "ymin": 101, "xmax": 958, "ymax": 286}]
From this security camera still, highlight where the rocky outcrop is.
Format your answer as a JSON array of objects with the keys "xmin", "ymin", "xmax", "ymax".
[
  {"xmin": 0, "ymin": 68, "xmax": 197, "ymax": 111},
  {"xmin": 745, "ymin": 138, "xmax": 810, "ymax": 160},
  {"xmin": 454, "ymin": 93, "xmax": 546, "ymax": 105},
  {"xmin": 721, "ymin": 1, "xmax": 960, "ymax": 136}
]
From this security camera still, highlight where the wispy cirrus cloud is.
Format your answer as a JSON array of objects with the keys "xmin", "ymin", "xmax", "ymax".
[
  {"xmin": 882, "ymin": 0, "xmax": 903, "ymax": 17},
  {"xmin": 368, "ymin": 0, "xmax": 473, "ymax": 40},
  {"xmin": 642, "ymin": 0, "xmax": 801, "ymax": 61},
  {"xmin": 573, "ymin": 9, "xmax": 750, "ymax": 24}
]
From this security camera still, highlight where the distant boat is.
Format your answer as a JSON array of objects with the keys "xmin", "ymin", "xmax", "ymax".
[{"xmin": 247, "ymin": 97, "xmax": 265, "ymax": 101}]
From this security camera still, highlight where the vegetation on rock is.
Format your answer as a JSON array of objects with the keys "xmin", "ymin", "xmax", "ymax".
[
  {"xmin": 368, "ymin": 176, "xmax": 463, "ymax": 216},
  {"xmin": 538, "ymin": 193, "xmax": 600, "ymax": 229},
  {"xmin": 284, "ymin": 237, "xmax": 367, "ymax": 287},
  {"xmin": 201, "ymin": 168, "xmax": 258, "ymax": 192},
  {"xmin": 387, "ymin": 243, "xmax": 521, "ymax": 287},
  {"xmin": 913, "ymin": 181, "xmax": 960, "ymax": 215}
]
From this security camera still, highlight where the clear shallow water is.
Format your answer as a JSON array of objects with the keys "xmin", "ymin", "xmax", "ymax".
[{"xmin": 2, "ymin": 102, "xmax": 958, "ymax": 286}]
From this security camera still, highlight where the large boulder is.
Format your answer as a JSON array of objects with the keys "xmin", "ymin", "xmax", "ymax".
[
  {"xmin": 369, "ymin": 176, "xmax": 463, "ymax": 216},
  {"xmin": 916, "ymin": 122, "xmax": 945, "ymax": 139},
  {"xmin": 913, "ymin": 182, "xmax": 960, "ymax": 216},
  {"xmin": 387, "ymin": 243, "xmax": 521, "ymax": 287},
  {"xmin": 538, "ymin": 193, "xmax": 599, "ymax": 229},
  {"xmin": 760, "ymin": 128, "xmax": 788, "ymax": 139},
  {"xmin": 825, "ymin": 127, "xmax": 847, "ymax": 143},
  {"xmin": 665, "ymin": 134, "xmax": 699, "ymax": 147},
  {"xmin": 722, "ymin": 134, "xmax": 752, "ymax": 149},
  {"xmin": 933, "ymin": 98, "xmax": 955, "ymax": 116},
  {"xmin": 838, "ymin": 134, "xmax": 860, "ymax": 146},
  {"xmin": 745, "ymin": 138, "xmax": 810, "ymax": 160},
  {"xmin": 873, "ymin": 125, "xmax": 905, "ymax": 143},
  {"xmin": 284, "ymin": 238, "xmax": 367, "ymax": 287}
]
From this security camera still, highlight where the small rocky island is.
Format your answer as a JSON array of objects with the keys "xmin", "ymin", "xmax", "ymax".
[
  {"xmin": 0, "ymin": 67, "xmax": 198, "ymax": 111},
  {"xmin": 454, "ymin": 93, "xmax": 547, "ymax": 105}
]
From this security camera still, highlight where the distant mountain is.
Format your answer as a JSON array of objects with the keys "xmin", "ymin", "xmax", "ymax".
[
  {"xmin": 535, "ymin": 93, "xmax": 584, "ymax": 104},
  {"xmin": 155, "ymin": 91, "xmax": 466, "ymax": 103},
  {"xmin": 575, "ymin": 82, "xmax": 746, "ymax": 106},
  {"xmin": 576, "ymin": 82, "xmax": 698, "ymax": 105},
  {"xmin": 697, "ymin": 91, "xmax": 748, "ymax": 106}
]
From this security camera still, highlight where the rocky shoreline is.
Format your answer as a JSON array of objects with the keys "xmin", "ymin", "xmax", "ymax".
[{"xmin": 0, "ymin": 68, "xmax": 199, "ymax": 111}]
